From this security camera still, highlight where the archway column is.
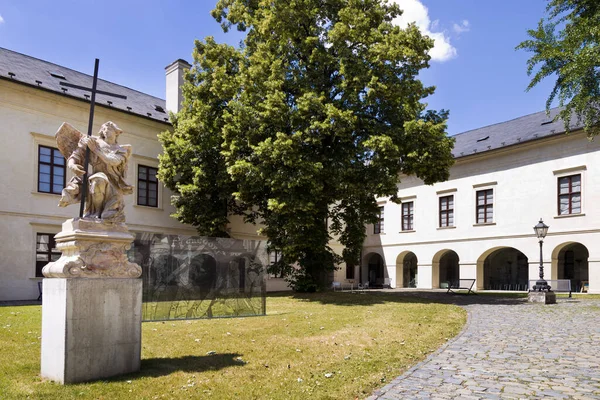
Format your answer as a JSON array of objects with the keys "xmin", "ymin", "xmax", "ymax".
[
  {"xmin": 395, "ymin": 263, "xmax": 403, "ymax": 289},
  {"xmin": 417, "ymin": 263, "xmax": 432, "ymax": 289},
  {"xmin": 588, "ymin": 259, "xmax": 600, "ymax": 294},
  {"xmin": 550, "ymin": 257, "xmax": 559, "ymax": 280},
  {"xmin": 385, "ymin": 265, "xmax": 397, "ymax": 288},
  {"xmin": 431, "ymin": 261, "xmax": 440, "ymax": 289},
  {"xmin": 360, "ymin": 263, "xmax": 368, "ymax": 284},
  {"xmin": 476, "ymin": 260, "xmax": 485, "ymax": 290},
  {"xmin": 459, "ymin": 262, "xmax": 477, "ymax": 289}
]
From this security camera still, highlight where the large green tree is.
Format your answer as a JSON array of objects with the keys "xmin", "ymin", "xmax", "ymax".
[
  {"xmin": 159, "ymin": 0, "xmax": 454, "ymax": 291},
  {"xmin": 517, "ymin": 0, "xmax": 600, "ymax": 137}
]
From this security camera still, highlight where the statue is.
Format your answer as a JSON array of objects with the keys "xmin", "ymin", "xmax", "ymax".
[
  {"xmin": 40, "ymin": 61, "xmax": 143, "ymax": 386},
  {"xmin": 42, "ymin": 121, "xmax": 141, "ymax": 279},
  {"xmin": 56, "ymin": 121, "xmax": 133, "ymax": 222}
]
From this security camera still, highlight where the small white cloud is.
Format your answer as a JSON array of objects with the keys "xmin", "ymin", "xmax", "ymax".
[
  {"xmin": 0, "ymin": 14, "xmax": 4, "ymax": 24},
  {"xmin": 391, "ymin": 0, "xmax": 457, "ymax": 62},
  {"xmin": 453, "ymin": 20, "xmax": 470, "ymax": 34}
]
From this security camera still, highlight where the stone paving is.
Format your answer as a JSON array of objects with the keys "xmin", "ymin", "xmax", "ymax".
[{"xmin": 369, "ymin": 296, "xmax": 600, "ymax": 400}]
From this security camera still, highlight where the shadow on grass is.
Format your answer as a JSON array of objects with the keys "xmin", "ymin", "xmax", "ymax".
[
  {"xmin": 284, "ymin": 289, "xmax": 533, "ymax": 307},
  {"xmin": 111, "ymin": 353, "xmax": 245, "ymax": 381}
]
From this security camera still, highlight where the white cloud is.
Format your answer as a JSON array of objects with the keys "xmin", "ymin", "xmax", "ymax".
[
  {"xmin": 391, "ymin": 0, "xmax": 457, "ymax": 62},
  {"xmin": 453, "ymin": 20, "xmax": 470, "ymax": 34},
  {"xmin": 0, "ymin": 14, "xmax": 4, "ymax": 24}
]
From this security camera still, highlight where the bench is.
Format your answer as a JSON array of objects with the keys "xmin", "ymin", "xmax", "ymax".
[
  {"xmin": 332, "ymin": 281, "xmax": 357, "ymax": 291},
  {"xmin": 446, "ymin": 279, "xmax": 476, "ymax": 295},
  {"xmin": 528, "ymin": 279, "xmax": 572, "ymax": 297}
]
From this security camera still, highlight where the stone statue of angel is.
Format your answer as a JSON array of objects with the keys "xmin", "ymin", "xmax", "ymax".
[{"xmin": 55, "ymin": 121, "xmax": 133, "ymax": 222}]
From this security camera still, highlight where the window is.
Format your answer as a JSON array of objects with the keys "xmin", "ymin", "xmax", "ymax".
[
  {"xmin": 38, "ymin": 145, "xmax": 65, "ymax": 194},
  {"xmin": 402, "ymin": 202, "xmax": 414, "ymax": 231},
  {"xmin": 558, "ymin": 174, "xmax": 581, "ymax": 215},
  {"xmin": 36, "ymin": 233, "xmax": 61, "ymax": 277},
  {"xmin": 138, "ymin": 165, "xmax": 158, "ymax": 207},
  {"xmin": 269, "ymin": 250, "xmax": 284, "ymax": 278},
  {"xmin": 346, "ymin": 263, "xmax": 355, "ymax": 279},
  {"xmin": 439, "ymin": 195, "xmax": 454, "ymax": 227},
  {"xmin": 476, "ymin": 189, "xmax": 493, "ymax": 223},
  {"xmin": 374, "ymin": 206, "xmax": 384, "ymax": 234},
  {"xmin": 269, "ymin": 251, "xmax": 281, "ymax": 266}
]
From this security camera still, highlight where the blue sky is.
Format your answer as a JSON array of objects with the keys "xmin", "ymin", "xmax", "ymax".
[{"xmin": 0, "ymin": 0, "xmax": 555, "ymax": 135}]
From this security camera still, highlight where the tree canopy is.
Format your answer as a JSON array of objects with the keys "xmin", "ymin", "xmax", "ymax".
[
  {"xmin": 159, "ymin": 0, "xmax": 454, "ymax": 291},
  {"xmin": 517, "ymin": 0, "xmax": 600, "ymax": 137}
]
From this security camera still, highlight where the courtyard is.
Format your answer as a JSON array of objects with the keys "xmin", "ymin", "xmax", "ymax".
[
  {"xmin": 2, "ymin": 291, "xmax": 599, "ymax": 399},
  {"xmin": 371, "ymin": 292, "xmax": 600, "ymax": 399},
  {"xmin": 0, "ymin": 292, "xmax": 464, "ymax": 399}
]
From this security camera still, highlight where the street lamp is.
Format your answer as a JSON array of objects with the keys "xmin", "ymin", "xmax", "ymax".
[{"xmin": 533, "ymin": 218, "xmax": 550, "ymax": 291}]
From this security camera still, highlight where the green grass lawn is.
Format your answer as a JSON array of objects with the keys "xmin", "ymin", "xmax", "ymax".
[{"xmin": 0, "ymin": 292, "xmax": 465, "ymax": 400}]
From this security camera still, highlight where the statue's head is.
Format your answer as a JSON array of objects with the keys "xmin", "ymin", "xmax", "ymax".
[{"xmin": 99, "ymin": 121, "xmax": 123, "ymax": 141}]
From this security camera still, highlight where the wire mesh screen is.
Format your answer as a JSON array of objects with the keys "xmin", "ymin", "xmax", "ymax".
[{"xmin": 128, "ymin": 233, "xmax": 267, "ymax": 321}]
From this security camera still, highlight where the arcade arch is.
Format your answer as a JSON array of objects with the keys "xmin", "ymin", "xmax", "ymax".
[
  {"xmin": 552, "ymin": 242, "xmax": 589, "ymax": 292},
  {"xmin": 395, "ymin": 251, "xmax": 418, "ymax": 288},
  {"xmin": 364, "ymin": 252, "xmax": 385, "ymax": 286},
  {"xmin": 477, "ymin": 247, "xmax": 528, "ymax": 291},
  {"xmin": 432, "ymin": 249, "xmax": 459, "ymax": 289}
]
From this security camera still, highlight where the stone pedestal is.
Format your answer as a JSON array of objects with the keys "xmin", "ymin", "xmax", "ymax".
[
  {"xmin": 42, "ymin": 218, "xmax": 141, "ymax": 278},
  {"xmin": 528, "ymin": 291, "xmax": 557, "ymax": 304},
  {"xmin": 41, "ymin": 278, "xmax": 142, "ymax": 383},
  {"xmin": 41, "ymin": 217, "xmax": 143, "ymax": 384}
]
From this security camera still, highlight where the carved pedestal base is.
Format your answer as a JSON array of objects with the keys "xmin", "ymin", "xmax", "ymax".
[
  {"xmin": 41, "ymin": 218, "xmax": 143, "ymax": 384},
  {"xmin": 42, "ymin": 218, "xmax": 141, "ymax": 278}
]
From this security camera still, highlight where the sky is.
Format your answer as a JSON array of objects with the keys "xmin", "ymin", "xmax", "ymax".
[{"xmin": 0, "ymin": 0, "xmax": 557, "ymax": 135}]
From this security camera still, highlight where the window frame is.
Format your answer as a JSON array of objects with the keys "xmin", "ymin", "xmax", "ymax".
[
  {"xmin": 374, "ymin": 206, "xmax": 385, "ymax": 234},
  {"xmin": 35, "ymin": 232, "xmax": 61, "ymax": 278},
  {"xmin": 268, "ymin": 250, "xmax": 284, "ymax": 278},
  {"xmin": 401, "ymin": 201, "xmax": 414, "ymax": 231},
  {"xmin": 137, "ymin": 165, "xmax": 159, "ymax": 208},
  {"xmin": 439, "ymin": 195, "xmax": 454, "ymax": 228},
  {"xmin": 475, "ymin": 189, "xmax": 494, "ymax": 224},
  {"xmin": 37, "ymin": 145, "xmax": 66, "ymax": 195},
  {"xmin": 557, "ymin": 174, "xmax": 581, "ymax": 216},
  {"xmin": 345, "ymin": 263, "xmax": 355, "ymax": 280}
]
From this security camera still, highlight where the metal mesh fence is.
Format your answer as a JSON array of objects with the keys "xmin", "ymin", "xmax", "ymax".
[{"xmin": 128, "ymin": 233, "xmax": 267, "ymax": 321}]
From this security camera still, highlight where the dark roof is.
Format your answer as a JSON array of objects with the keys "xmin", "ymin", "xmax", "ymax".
[
  {"xmin": 452, "ymin": 108, "xmax": 581, "ymax": 158},
  {"xmin": 0, "ymin": 47, "xmax": 170, "ymax": 125},
  {"xmin": 1, "ymin": 47, "xmax": 582, "ymax": 147}
]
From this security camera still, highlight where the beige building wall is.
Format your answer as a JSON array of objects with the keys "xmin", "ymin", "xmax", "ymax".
[
  {"xmin": 0, "ymin": 80, "xmax": 289, "ymax": 300},
  {"xmin": 362, "ymin": 131, "xmax": 600, "ymax": 293}
]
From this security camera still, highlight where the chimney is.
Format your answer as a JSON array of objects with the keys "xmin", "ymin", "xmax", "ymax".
[{"xmin": 165, "ymin": 59, "xmax": 192, "ymax": 114}]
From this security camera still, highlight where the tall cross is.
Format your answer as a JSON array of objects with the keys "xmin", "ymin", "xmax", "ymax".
[{"xmin": 59, "ymin": 59, "xmax": 127, "ymax": 218}]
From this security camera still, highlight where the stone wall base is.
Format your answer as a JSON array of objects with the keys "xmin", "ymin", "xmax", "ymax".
[
  {"xmin": 528, "ymin": 291, "xmax": 557, "ymax": 304},
  {"xmin": 40, "ymin": 278, "xmax": 142, "ymax": 384}
]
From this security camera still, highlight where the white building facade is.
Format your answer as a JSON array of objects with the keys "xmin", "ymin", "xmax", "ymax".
[
  {"xmin": 3, "ymin": 47, "xmax": 597, "ymax": 299},
  {"xmin": 360, "ymin": 111, "xmax": 600, "ymax": 294}
]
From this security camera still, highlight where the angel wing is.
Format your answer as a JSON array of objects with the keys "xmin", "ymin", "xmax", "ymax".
[{"xmin": 55, "ymin": 122, "xmax": 83, "ymax": 159}]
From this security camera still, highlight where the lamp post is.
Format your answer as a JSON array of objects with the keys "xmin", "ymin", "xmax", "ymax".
[{"xmin": 533, "ymin": 218, "xmax": 550, "ymax": 291}]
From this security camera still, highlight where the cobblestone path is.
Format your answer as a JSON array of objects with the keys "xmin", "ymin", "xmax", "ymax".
[{"xmin": 370, "ymin": 298, "xmax": 600, "ymax": 399}]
